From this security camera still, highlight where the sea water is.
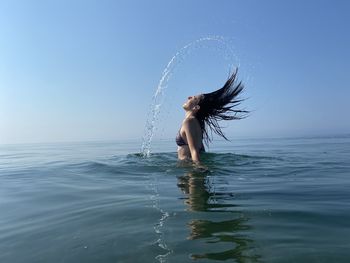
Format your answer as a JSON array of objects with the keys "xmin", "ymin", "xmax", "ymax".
[{"xmin": 1, "ymin": 135, "xmax": 350, "ymax": 262}]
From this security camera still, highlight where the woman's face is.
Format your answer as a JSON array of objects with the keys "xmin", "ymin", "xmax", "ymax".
[{"xmin": 183, "ymin": 94, "xmax": 203, "ymax": 111}]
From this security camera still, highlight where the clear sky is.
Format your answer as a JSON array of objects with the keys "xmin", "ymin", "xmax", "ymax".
[{"xmin": 1, "ymin": 0, "xmax": 349, "ymax": 144}]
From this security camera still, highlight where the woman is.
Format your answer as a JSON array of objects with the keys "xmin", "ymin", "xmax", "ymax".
[{"xmin": 176, "ymin": 69, "xmax": 248, "ymax": 164}]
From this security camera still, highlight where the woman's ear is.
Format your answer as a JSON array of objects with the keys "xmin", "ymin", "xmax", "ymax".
[{"xmin": 194, "ymin": 105, "xmax": 200, "ymax": 111}]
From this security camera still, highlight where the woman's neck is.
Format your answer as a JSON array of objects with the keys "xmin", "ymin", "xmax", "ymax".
[{"xmin": 185, "ymin": 111, "xmax": 196, "ymax": 119}]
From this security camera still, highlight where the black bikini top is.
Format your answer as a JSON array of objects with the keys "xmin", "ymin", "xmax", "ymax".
[
  {"xmin": 176, "ymin": 129, "xmax": 187, "ymax": 146},
  {"xmin": 176, "ymin": 129, "xmax": 206, "ymax": 152}
]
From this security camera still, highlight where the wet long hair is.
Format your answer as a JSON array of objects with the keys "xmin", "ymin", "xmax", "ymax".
[{"xmin": 196, "ymin": 68, "xmax": 248, "ymax": 146}]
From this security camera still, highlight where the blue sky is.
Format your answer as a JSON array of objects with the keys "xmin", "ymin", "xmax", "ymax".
[{"xmin": 1, "ymin": 0, "xmax": 349, "ymax": 144}]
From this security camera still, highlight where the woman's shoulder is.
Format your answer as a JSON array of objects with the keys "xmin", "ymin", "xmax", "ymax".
[
  {"xmin": 183, "ymin": 117, "xmax": 200, "ymax": 129},
  {"xmin": 183, "ymin": 116, "xmax": 197, "ymax": 124}
]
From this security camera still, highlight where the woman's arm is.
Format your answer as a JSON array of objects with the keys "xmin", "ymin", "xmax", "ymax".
[{"xmin": 183, "ymin": 118, "xmax": 202, "ymax": 164}]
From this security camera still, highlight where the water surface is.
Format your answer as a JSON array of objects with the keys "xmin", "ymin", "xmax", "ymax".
[{"xmin": 1, "ymin": 136, "xmax": 350, "ymax": 262}]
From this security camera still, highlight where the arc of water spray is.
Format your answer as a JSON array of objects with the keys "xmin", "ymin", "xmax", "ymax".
[{"xmin": 141, "ymin": 36, "xmax": 238, "ymax": 157}]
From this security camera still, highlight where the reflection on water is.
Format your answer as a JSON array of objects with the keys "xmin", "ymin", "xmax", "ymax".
[{"xmin": 177, "ymin": 171, "xmax": 261, "ymax": 262}]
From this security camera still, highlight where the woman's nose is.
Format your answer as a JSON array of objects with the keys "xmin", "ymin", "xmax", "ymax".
[{"xmin": 188, "ymin": 96, "xmax": 192, "ymax": 100}]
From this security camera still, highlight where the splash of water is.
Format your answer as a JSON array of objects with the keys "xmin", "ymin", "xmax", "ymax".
[{"xmin": 141, "ymin": 36, "xmax": 238, "ymax": 157}]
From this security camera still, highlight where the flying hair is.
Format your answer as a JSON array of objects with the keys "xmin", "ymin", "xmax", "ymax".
[{"xmin": 196, "ymin": 68, "xmax": 248, "ymax": 146}]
